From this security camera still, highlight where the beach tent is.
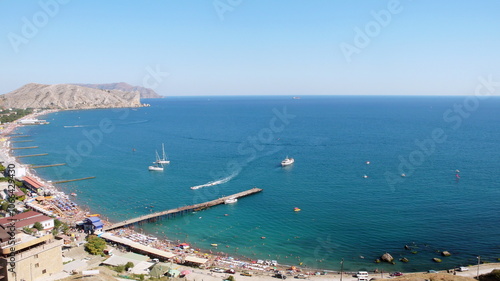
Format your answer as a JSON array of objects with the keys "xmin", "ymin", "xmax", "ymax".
[{"xmin": 167, "ymin": 269, "xmax": 181, "ymax": 277}]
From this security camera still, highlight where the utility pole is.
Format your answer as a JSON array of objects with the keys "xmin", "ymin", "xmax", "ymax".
[
  {"xmin": 477, "ymin": 256, "xmax": 481, "ymax": 279},
  {"xmin": 340, "ymin": 258, "xmax": 344, "ymax": 281}
]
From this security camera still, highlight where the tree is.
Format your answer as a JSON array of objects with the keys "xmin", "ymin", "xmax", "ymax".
[
  {"xmin": 125, "ymin": 262, "xmax": 134, "ymax": 271},
  {"xmin": 33, "ymin": 221, "xmax": 43, "ymax": 231},
  {"xmin": 85, "ymin": 235, "xmax": 106, "ymax": 256}
]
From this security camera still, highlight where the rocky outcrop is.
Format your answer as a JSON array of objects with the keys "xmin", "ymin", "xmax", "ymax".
[
  {"xmin": 0, "ymin": 83, "xmax": 142, "ymax": 110},
  {"xmin": 381, "ymin": 253, "xmax": 394, "ymax": 263},
  {"xmin": 433, "ymin": 258, "xmax": 442, "ymax": 263},
  {"xmin": 74, "ymin": 82, "xmax": 163, "ymax": 99},
  {"xmin": 441, "ymin": 251, "xmax": 451, "ymax": 257}
]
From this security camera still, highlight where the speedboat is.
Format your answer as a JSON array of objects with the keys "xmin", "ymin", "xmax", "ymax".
[
  {"xmin": 281, "ymin": 157, "xmax": 294, "ymax": 166},
  {"xmin": 224, "ymin": 197, "xmax": 238, "ymax": 204}
]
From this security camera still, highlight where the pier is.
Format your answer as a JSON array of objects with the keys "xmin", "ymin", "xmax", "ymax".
[
  {"xmin": 31, "ymin": 163, "xmax": 66, "ymax": 169},
  {"xmin": 10, "ymin": 135, "xmax": 31, "ymax": 138},
  {"xmin": 11, "ymin": 146, "xmax": 38, "ymax": 150},
  {"xmin": 17, "ymin": 153, "xmax": 48, "ymax": 158},
  {"xmin": 53, "ymin": 177, "xmax": 96, "ymax": 184},
  {"xmin": 11, "ymin": 140, "xmax": 33, "ymax": 143},
  {"xmin": 104, "ymin": 187, "xmax": 263, "ymax": 231}
]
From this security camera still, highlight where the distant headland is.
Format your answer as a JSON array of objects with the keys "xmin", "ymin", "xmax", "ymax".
[{"xmin": 0, "ymin": 82, "xmax": 160, "ymax": 110}]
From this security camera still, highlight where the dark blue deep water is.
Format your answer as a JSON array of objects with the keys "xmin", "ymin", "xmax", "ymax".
[{"xmin": 12, "ymin": 96, "xmax": 500, "ymax": 272}]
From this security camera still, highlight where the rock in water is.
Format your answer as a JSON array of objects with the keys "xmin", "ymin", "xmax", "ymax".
[
  {"xmin": 400, "ymin": 257, "xmax": 409, "ymax": 263},
  {"xmin": 441, "ymin": 251, "xmax": 451, "ymax": 257},
  {"xmin": 381, "ymin": 253, "xmax": 394, "ymax": 263},
  {"xmin": 433, "ymin": 258, "xmax": 442, "ymax": 263}
]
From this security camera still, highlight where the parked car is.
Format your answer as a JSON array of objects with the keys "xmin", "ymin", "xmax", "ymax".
[
  {"xmin": 274, "ymin": 273, "xmax": 287, "ymax": 279},
  {"xmin": 211, "ymin": 268, "xmax": 225, "ymax": 273},
  {"xmin": 295, "ymin": 274, "xmax": 307, "ymax": 279},
  {"xmin": 356, "ymin": 271, "xmax": 369, "ymax": 278},
  {"xmin": 427, "ymin": 270, "xmax": 438, "ymax": 273},
  {"xmin": 390, "ymin": 272, "xmax": 403, "ymax": 276},
  {"xmin": 225, "ymin": 269, "xmax": 235, "ymax": 274},
  {"xmin": 241, "ymin": 272, "xmax": 253, "ymax": 277},
  {"xmin": 457, "ymin": 267, "xmax": 469, "ymax": 272}
]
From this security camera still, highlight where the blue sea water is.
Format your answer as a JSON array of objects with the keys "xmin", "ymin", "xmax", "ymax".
[{"xmin": 12, "ymin": 96, "xmax": 500, "ymax": 272}]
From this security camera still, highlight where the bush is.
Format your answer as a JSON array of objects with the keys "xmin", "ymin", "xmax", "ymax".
[
  {"xmin": 85, "ymin": 235, "xmax": 106, "ymax": 256},
  {"xmin": 125, "ymin": 261, "xmax": 134, "ymax": 271},
  {"xmin": 33, "ymin": 222, "xmax": 43, "ymax": 231}
]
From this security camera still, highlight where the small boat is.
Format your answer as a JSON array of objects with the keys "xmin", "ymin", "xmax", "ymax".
[
  {"xmin": 211, "ymin": 243, "xmax": 218, "ymax": 247},
  {"xmin": 224, "ymin": 197, "xmax": 238, "ymax": 204},
  {"xmin": 366, "ymin": 161, "xmax": 370, "ymax": 165},
  {"xmin": 70, "ymin": 193, "xmax": 77, "ymax": 197},
  {"xmin": 149, "ymin": 150, "xmax": 164, "ymax": 171},
  {"xmin": 155, "ymin": 143, "xmax": 170, "ymax": 164},
  {"xmin": 281, "ymin": 157, "xmax": 294, "ymax": 166},
  {"xmin": 401, "ymin": 173, "xmax": 406, "ymax": 177},
  {"xmin": 294, "ymin": 207, "xmax": 301, "ymax": 212},
  {"xmin": 363, "ymin": 174, "xmax": 368, "ymax": 178},
  {"xmin": 88, "ymin": 214, "xmax": 100, "ymax": 217}
]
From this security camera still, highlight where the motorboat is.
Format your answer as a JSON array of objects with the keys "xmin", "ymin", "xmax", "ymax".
[
  {"xmin": 281, "ymin": 157, "xmax": 294, "ymax": 166},
  {"xmin": 224, "ymin": 197, "xmax": 238, "ymax": 204}
]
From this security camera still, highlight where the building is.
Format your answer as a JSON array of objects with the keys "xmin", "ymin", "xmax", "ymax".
[
  {"xmin": 22, "ymin": 176, "xmax": 45, "ymax": 195},
  {"xmin": 0, "ymin": 229, "xmax": 63, "ymax": 281},
  {"xmin": 0, "ymin": 210, "xmax": 62, "ymax": 280},
  {"xmin": 83, "ymin": 217, "xmax": 104, "ymax": 235},
  {"xmin": 0, "ymin": 211, "xmax": 54, "ymax": 233}
]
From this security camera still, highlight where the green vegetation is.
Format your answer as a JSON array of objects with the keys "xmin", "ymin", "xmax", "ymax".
[
  {"xmin": 0, "ymin": 108, "xmax": 33, "ymax": 124},
  {"xmin": 33, "ymin": 221, "xmax": 43, "ymax": 231},
  {"xmin": 23, "ymin": 226, "xmax": 34, "ymax": 234},
  {"xmin": 85, "ymin": 235, "xmax": 106, "ymax": 256},
  {"xmin": 125, "ymin": 262, "xmax": 135, "ymax": 271},
  {"xmin": 0, "ymin": 164, "xmax": 5, "ymax": 172},
  {"xmin": 112, "ymin": 265, "xmax": 126, "ymax": 273},
  {"xmin": 227, "ymin": 275, "xmax": 236, "ymax": 281},
  {"xmin": 52, "ymin": 219, "xmax": 70, "ymax": 235}
]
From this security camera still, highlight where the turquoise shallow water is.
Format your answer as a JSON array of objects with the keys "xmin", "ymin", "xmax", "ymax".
[{"xmin": 12, "ymin": 96, "xmax": 500, "ymax": 272}]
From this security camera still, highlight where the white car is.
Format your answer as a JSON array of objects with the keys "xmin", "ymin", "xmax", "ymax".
[{"xmin": 457, "ymin": 267, "xmax": 469, "ymax": 272}]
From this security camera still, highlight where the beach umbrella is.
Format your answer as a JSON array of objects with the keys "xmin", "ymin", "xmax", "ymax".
[{"xmin": 181, "ymin": 270, "xmax": 191, "ymax": 276}]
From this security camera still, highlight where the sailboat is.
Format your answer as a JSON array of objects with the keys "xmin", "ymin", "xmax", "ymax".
[
  {"xmin": 155, "ymin": 143, "xmax": 170, "ymax": 164},
  {"xmin": 149, "ymin": 151, "xmax": 164, "ymax": 171}
]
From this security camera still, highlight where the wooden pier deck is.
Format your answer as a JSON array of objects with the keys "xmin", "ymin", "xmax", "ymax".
[
  {"xmin": 11, "ymin": 146, "xmax": 38, "ymax": 150},
  {"xmin": 104, "ymin": 187, "xmax": 263, "ymax": 231},
  {"xmin": 18, "ymin": 153, "xmax": 48, "ymax": 158}
]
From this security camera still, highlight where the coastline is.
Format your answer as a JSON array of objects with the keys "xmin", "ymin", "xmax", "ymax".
[{"xmin": 2, "ymin": 110, "xmax": 499, "ymax": 280}]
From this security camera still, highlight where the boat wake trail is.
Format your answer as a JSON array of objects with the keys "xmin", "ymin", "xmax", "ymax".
[{"xmin": 190, "ymin": 171, "xmax": 238, "ymax": 190}]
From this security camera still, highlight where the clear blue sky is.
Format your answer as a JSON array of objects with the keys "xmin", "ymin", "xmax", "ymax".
[{"xmin": 1, "ymin": 0, "xmax": 499, "ymax": 96}]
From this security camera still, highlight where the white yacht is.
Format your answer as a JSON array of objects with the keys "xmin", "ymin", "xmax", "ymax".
[
  {"xmin": 281, "ymin": 157, "xmax": 294, "ymax": 166},
  {"xmin": 155, "ymin": 143, "xmax": 170, "ymax": 164},
  {"xmin": 224, "ymin": 197, "xmax": 238, "ymax": 204},
  {"xmin": 149, "ymin": 151, "xmax": 164, "ymax": 171}
]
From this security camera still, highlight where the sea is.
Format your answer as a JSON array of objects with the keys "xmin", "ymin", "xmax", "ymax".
[{"xmin": 11, "ymin": 96, "xmax": 500, "ymax": 272}]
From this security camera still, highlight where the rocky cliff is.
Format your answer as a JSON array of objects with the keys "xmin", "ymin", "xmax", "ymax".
[
  {"xmin": 0, "ymin": 83, "xmax": 142, "ymax": 110},
  {"xmin": 74, "ymin": 82, "xmax": 163, "ymax": 99}
]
